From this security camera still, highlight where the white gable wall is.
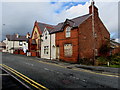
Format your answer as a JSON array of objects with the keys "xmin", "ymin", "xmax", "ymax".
[
  {"xmin": 41, "ymin": 28, "xmax": 56, "ymax": 59},
  {"xmin": 41, "ymin": 29, "xmax": 50, "ymax": 59}
]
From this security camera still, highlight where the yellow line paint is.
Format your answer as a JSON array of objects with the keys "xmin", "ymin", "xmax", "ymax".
[
  {"xmin": 1, "ymin": 65, "xmax": 41, "ymax": 90},
  {"xmin": 29, "ymin": 59, "xmax": 120, "ymax": 78},
  {"xmin": 0, "ymin": 64, "xmax": 49, "ymax": 90},
  {"xmin": 2, "ymin": 64, "xmax": 48, "ymax": 90}
]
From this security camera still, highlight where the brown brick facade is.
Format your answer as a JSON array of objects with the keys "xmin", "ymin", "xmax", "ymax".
[
  {"xmin": 55, "ymin": 4, "xmax": 110, "ymax": 63},
  {"xmin": 56, "ymin": 26, "xmax": 79, "ymax": 63}
]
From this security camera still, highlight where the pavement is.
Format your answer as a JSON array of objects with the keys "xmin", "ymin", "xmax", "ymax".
[
  {"xmin": 4, "ymin": 53, "xmax": 120, "ymax": 76},
  {"xmin": 34, "ymin": 57, "xmax": 120, "ymax": 75}
]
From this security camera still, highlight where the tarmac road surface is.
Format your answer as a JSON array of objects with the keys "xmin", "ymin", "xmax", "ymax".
[{"xmin": 1, "ymin": 52, "xmax": 120, "ymax": 89}]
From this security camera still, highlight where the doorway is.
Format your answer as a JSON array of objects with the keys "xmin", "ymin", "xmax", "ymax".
[{"xmin": 56, "ymin": 46, "xmax": 60, "ymax": 59}]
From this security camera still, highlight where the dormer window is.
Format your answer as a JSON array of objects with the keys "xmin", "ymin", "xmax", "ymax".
[{"xmin": 66, "ymin": 26, "xmax": 71, "ymax": 38}]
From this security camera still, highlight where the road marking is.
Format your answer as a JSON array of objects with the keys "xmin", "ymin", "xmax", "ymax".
[
  {"xmin": 0, "ymin": 74, "xmax": 9, "ymax": 76},
  {"xmin": 25, "ymin": 63, "xmax": 34, "ymax": 66},
  {"xmin": 0, "ymin": 64, "xmax": 49, "ymax": 90},
  {"xmin": 44, "ymin": 68, "xmax": 49, "ymax": 71},
  {"xmin": 29, "ymin": 59, "xmax": 120, "ymax": 78}
]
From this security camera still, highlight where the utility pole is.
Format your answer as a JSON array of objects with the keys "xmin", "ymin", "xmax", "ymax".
[{"xmin": 92, "ymin": 0, "xmax": 95, "ymax": 65}]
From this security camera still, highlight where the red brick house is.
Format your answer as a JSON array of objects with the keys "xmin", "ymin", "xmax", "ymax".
[
  {"xmin": 28, "ymin": 21, "xmax": 54, "ymax": 57},
  {"xmin": 50, "ymin": 2, "xmax": 110, "ymax": 63}
]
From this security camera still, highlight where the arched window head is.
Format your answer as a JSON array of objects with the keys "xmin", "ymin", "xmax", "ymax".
[{"xmin": 66, "ymin": 26, "xmax": 71, "ymax": 38}]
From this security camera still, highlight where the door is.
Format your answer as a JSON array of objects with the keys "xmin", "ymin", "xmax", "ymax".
[{"xmin": 56, "ymin": 46, "xmax": 60, "ymax": 59}]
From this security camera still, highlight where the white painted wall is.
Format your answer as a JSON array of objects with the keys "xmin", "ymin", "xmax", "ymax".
[
  {"xmin": 5, "ymin": 38, "xmax": 28, "ymax": 53},
  {"xmin": 51, "ymin": 33, "xmax": 56, "ymax": 59},
  {"xmin": 41, "ymin": 28, "xmax": 56, "ymax": 59}
]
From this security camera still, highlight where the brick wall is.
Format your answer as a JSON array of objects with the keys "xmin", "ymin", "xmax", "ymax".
[
  {"xmin": 56, "ymin": 25, "xmax": 79, "ymax": 63},
  {"xmin": 78, "ymin": 13, "xmax": 110, "ymax": 60},
  {"xmin": 56, "ymin": 9, "xmax": 110, "ymax": 63}
]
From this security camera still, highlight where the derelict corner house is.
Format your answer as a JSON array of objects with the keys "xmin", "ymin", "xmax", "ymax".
[{"xmin": 28, "ymin": 2, "xmax": 110, "ymax": 64}]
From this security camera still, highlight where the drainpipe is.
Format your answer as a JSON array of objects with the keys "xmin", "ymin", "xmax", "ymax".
[
  {"xmin": 78, "ymin": 27, "xmax": 80, "ymax": 63},
  {"xmin": 39, "ymin": 35, "xmax": 42, "ymax": 58},
  {"xmin": 50, "ymin": 34, "xmax": 51, "ymax": 60}
]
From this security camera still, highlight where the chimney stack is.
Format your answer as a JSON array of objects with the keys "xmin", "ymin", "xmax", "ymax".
[
  {"xmin": 89, "ymin": 1, "xmax": 98, "ymax": 16},
  {"xmin": 26, "ymin": 32, "xmax": 30, "ymax": 38}
]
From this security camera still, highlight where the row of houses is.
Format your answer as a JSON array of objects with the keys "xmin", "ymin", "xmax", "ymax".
[
  {"xmin": 2, "ymin": 33, "xmax": 30, "ymax": 54},
  {"xmin": 2, "ymin": 2, "xmax": 120, "ymax": 63},
  {"xmin": 29, "ymin": 3, "xmax": 109, "ymax": 63}
]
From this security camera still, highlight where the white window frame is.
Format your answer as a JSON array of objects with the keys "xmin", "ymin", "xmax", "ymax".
[
  {"xmin": 44, "ymin": 46, "xmax": 49, "ymax": 55},
  {"xmin": 66, "ymin": 26, "xmax": 71, "ymax": 38}
]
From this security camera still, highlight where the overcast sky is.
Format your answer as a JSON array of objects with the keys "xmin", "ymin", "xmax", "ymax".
[{"xmin": 0, "ymin": 0, "xmax": 120, "ymax": 42}]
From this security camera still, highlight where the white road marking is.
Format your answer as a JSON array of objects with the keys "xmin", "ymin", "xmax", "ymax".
[
  {"xmin": 72, "ymin": 76, "xmax": 76, "ymax": 79},
  {"xmin": 44, "ymin": 68, "xmax": 49, "ymax": 71},
  {"xmin": 25, "ymin": 63, "xmax": 34, "ymax": 66},
  {"xmin": 83, "ymin": 80, "xmax": 86, "ymax": 82},
  {"xmin": 76, "ymin": 78, "xmax": 79, "ymax": 80},
  {"xmin": 0, "ymin": 74, "xmax": 9, "ymax": 76},
  {"xmin": 57, "ymin": 72, "xmax": 60, "ymax": 74}
]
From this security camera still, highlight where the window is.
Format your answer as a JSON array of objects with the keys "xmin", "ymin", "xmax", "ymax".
[
  {"xmin": 45, "ymin": 36, "xmax": 47, "ymax": 39},
  {"xmin": 64, "ymin": 44, "xmax": 72, "ymax": 57},
  {"xmin": 66, "ymin": 26, "xmax": 71, "ymax": 38},
  {"xmin": 19, "ymin": 41, "xmax": 23, "ymax": 46},
  {"xmin": 45, "ymin": 32, "xmax": 47, "ymax": 39},
  {"xmin": 44, "ymin": 46, "xmax": 49, "ymax": 54}
]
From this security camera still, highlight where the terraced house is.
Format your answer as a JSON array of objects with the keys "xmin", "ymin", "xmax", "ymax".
[
  {"xmin": 41, "ymin": 23, "xmax": 56, "ymax": 59},
  {"xmin": 29, "ymin": 2, "xmax": 110, "ymax": 63}
]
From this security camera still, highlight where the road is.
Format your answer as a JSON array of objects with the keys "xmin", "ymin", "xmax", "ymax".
[
  {"xmin": 1, "ymin": 52, "xmax": 120, "ymax": 89},
  {"xmin": 0, "ymin": 68, "xmax": 29, "ymax": 90}
]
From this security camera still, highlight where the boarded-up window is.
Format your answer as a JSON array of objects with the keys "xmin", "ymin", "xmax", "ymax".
[{"xmin": 64, "ymin": 44, "xmax": 72, "ymax": 57}]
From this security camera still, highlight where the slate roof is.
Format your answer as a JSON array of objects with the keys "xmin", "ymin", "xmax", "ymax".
[
  {"xmin": 50, "ymin": 14, "xmax": 91, "ymax": 34},
  {"xmin": 37, "ymin": 22, "xmax": 55, "ymax": 33},
  {"xmin": 6, "ymin": 35, "xmax": 28, "ymax": 41}
]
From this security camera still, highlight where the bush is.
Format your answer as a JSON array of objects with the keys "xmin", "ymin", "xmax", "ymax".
[
  {"xmin": 110, "ymin": 54, "xmax": 120, "ymax": 65},
  {"xmin": 97, "ymin": 57, "xmax": 108, "ymax": 65},
  {"xmin": 97, "ymin": 53, "xmax": 120, "ymax": 66},
  {"xmin": 79, "ymin": 58, "xmax": 93, "ymax": 65}
]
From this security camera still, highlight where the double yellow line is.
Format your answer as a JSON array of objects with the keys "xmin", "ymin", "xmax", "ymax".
[{"xmin": 0, "ymin": 64, "xmax": 49, "ymax": 90}]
